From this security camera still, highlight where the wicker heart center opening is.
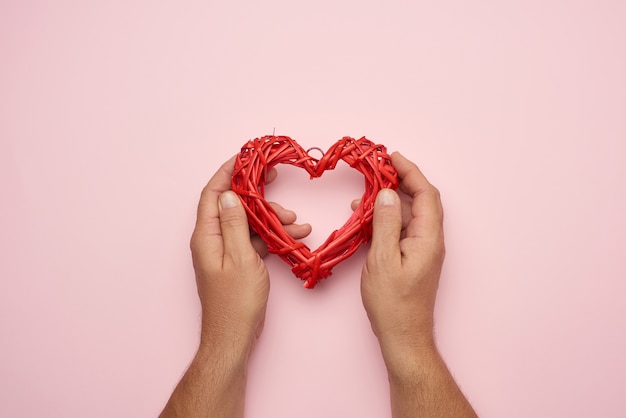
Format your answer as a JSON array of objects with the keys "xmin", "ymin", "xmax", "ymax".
[{"xmin": 232, "ymin": 135, "xmax": 398, "ymax": 289}]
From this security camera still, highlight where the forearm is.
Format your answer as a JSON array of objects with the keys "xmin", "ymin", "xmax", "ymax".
[
  {"xmin": 160, "ymin": 338, "xmax": 251, "ymax": 418},
  {"xmin": 382, "ymin": 341, "xmax": 477, "ymax": 418}
]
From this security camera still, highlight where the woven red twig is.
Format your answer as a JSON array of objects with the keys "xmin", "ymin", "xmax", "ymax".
[{"xmin": 232, "ymin": 135, "xmax": 398, "ymax": 289}]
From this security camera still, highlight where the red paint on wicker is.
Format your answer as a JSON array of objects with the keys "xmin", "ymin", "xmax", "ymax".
[{"xmin": 232, "ymin": 135, "xmax": 398, "ymax": 289}]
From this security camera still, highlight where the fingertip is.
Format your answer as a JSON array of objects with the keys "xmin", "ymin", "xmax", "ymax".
[
  {"xmin": 370, "ymin": 189, "xmax": 402, "ymax": 255},
  {"xmin": 264, "ymin": 222, "xmax": 311, "ymax": 244},
  {"xmin": 283, "ymin": 209, "xmax": 297, "ymax": 224},
  {"xmin": 269, "ymin": 202, "xmax": 297, "ymax": 224},
  {"xmin": 375, "ymin": 188, "xmax": 399, "ymax": 206},
  {"xmin": 219, "ymin": 190, "xmax": 241, "ymax": 209},
  {"xmin": 390, "ymin": 151, "xmax": 413, "ymax": 171},
  {"xmin": 286, "ymin": 223, "xmax": 312, "ymax": 239},
  {"xmin": 265, "ymin": 167, "xmax": 278, "ymax": 184},
  {"xmin": 390, "ymin": 150, "xmax": 404, "ymax": 162}
]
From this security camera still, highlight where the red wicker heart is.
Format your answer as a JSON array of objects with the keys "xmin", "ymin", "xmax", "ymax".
[{"xmin": 232, "ymin": 135, "xmax": 398, "ymax": 288}]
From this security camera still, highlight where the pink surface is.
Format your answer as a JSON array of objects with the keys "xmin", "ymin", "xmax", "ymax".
[{"xmin": 1, "ymin": 1, "xmax": 625, "ymax": 417}]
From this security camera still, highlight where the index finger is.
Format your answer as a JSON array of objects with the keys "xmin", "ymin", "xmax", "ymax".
[{"xmin": 391, "ymin": 152, "xmax": 443, "ymax": 240}]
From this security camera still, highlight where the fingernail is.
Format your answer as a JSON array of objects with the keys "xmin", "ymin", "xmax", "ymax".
[
  {"xmin": 219, "ymin": 191, "xmax": 240, "ymax": 208},
  {"xmin": 376, "ymin": 189, "xmax": 396, "ymax": 206}
]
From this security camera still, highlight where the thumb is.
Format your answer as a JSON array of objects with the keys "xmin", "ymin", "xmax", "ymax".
[
  {"xmin": 218, "ymin": 191, "xmax": 255, "ymax": 257},
  {"xmin": 370, "ymin": 188, "xmax": 402, "ymax": 259}
]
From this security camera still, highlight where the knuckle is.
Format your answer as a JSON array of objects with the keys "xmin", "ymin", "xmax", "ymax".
[
  {"xmin": 427, "ymin": 184, "xmax": 441, "ymax": 200},
  {"xmin": 199, "ymin": 184, "xmax": 212, "ymax": 202},
  {"xmin": 220, "ymin": 212, "xmax": 247, "ymax": 230},
  {"xmin": 367, "ymin": 247, "xmax": 396, "ymax": 270},
  {"xmin": 433, "ymin": 241, "xmax": 446, "ymax": 265},
  {"xmin": 190, "ymin": 232, "xmax": 199, "ymax": 251},
  {"xmin": 239, "ymin": 251, "xmax": 260, "ymax": 266},
  {"xmin": 189, "ymin": 229, "xmax": 208, "ymax": 252},
  {"xmin": 425, "ymin": 186, "xmax": 444, "ymax": 220}
]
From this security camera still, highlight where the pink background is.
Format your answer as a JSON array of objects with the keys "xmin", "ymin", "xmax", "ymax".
[{"xmin": 1, "ymin": 0, "xmax": 625, "ymax": 417}]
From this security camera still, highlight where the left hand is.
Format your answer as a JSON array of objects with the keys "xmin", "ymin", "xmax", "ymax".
[{"xmin": 190, "ymin": 156, "xmax": 311, "ymax": 355}]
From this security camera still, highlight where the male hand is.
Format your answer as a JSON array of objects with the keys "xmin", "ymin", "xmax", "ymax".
[
  {"xmin": 190, "ymin": 156, "xmax": 311, "ymax": 353},
  {"xmin": 359, "ymin": 151, "xmax": 444, "ymax": 356},
  {"xmin": 355, "ymin": 152, "xmax": 476, "ymax": 417},
  {"xmin": 161, "ymin": 156, "xmax": 311, "ymax": 418}
]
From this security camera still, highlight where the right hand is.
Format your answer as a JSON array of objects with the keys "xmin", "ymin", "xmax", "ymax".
[
  {"xmin": 357, "ymin": 152, "xmax": 445, "ymax": 365},
  {"xmin": 191, "ymin": 157, "xmax": 311, "ymax": 357}
]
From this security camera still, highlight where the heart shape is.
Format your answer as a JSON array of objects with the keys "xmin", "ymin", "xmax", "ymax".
[{"xmin": 232, "ymin": 135, "xmax": 398, "ymax": 289}]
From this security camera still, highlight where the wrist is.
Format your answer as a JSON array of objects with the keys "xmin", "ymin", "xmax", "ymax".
[
  {"xmin": 374, "ymin": 311, "xmax": 435, "ymax": 354},
  {"xmin": 376, "ymin": 327, "xmax": 437, "ymax": 379},
  {"xmin": 381, "ymin": 340, "xmax": 442, "ymax": 387},
  {"xmin": 194, "ymin": 339, "xmax": 249, "ymax": 375},
  {"xmin": 163, "ymin": 325, "xmax": 251, "ymax": 418},
  {"xmin": 198, "ymin": 320, "xmax": 256, "ymax": 368}
]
